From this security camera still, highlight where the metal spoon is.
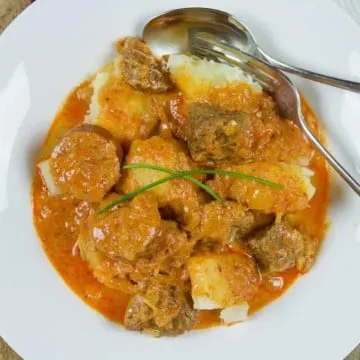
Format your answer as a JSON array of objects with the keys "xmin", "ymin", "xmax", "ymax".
[{"xmin": 143, "ymin": 7, "xmax": 360, "ymax": 93}]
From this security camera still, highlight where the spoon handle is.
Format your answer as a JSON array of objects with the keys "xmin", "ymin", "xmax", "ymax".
[{"xmin": 259, "ymin": 49, "xmax": 360, "ymax": 93}]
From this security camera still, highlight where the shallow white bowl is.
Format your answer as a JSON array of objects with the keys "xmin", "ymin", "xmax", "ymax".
[{"xmin": 1, "ymin": 0, "xmax": 360, "ymax": 359}]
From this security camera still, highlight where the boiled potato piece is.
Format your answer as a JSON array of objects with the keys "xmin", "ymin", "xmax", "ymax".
[
  {"xmin": 220, "ymin": 303, "xmax": 249, "ymax": 324},
  {"xmin": 187, "ymin": 253, "xmax": 260, "ymax": 310},
  {"xmin": 121, "ymin": 136, "xmax": 202, "ymax": 230},
  {"xmin": 208, "ymin": 162, "xmax": 315, "ymax": 213},
  {"xmin": 86, "ymin": 70, "xmax": 158, "ymax": 149},
  {"xmin": 168, "ymin": 54, "xmax": 262, "ymax": 112}
]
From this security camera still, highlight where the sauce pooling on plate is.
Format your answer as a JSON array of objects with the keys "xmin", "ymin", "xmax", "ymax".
[{"xmin": 32, "ymin": 37, "xmax": 329, "ymax": 335}]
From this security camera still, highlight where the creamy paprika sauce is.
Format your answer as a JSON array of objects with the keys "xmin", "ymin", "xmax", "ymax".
[{"xmin": 32, "ymin": 37, "xmax": 329, "ymax": 333}]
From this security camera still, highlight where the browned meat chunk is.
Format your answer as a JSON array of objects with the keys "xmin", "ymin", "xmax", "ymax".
[
  {"xmin": 142, "ymin": 221, "xmax": 195, "ymax": 268},
  {"xmin": 117, "ymin": 37, "xmax": 171, "ymax": 93},
  {"xmin": 295, "ymin": 235, "xmax": 319, "ymax": 273},
  {"xmin": 84, "ymin": 193, "xmax": 161, "ymax": 261},
  {"xmin": 187, "ymin": 103, "xmax": 254, "ymax": 165},
  {"xmin": 237, "ymin": 210, "xmax": 275, "ymax": 238},
  {"xmin": 247, "ymin": 222, "xmax": 306, "ymax": 273},
  {"xmin": 124, "ymin": 295, "xmax": 153, "ymax": 330},
  {"xmin": 49, "ymin": 124, "xmax": 122, "ymax": 202},
  {"xmin": 129, "ymin": 220, "xmax": 196, "ymax": 286},
  {"xmin": 192, "ymin": 201, "xmax": 273, "ymax": 253},
  {"xmin": 124, "ymin": 284, "xmax": 198, "ymax": 336}
]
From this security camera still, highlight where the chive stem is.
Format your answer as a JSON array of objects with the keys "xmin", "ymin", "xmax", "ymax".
[
  {"xmin": 97, "ymin": 174, "xmax": 182, "ymax": 214},
  {"xmin": 97, "ymin": 163, "xmax": 283, "ymax": 214},
  {"xmin": 123, "ymin": 163, "xmax": 283, "ymax": 189},
  {"xmin": 123, "ymin": 163, "xmax": 222, "ymax": 201}
]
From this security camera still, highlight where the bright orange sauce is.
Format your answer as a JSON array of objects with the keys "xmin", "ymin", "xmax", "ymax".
[{"xmin": 32, "ymin": 82, "xmax": 329, "ymax": 329}]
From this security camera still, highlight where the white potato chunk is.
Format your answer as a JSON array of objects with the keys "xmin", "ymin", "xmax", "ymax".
[
  {"xmin": 168, "ymin": 54, "xmax": 262, "ymax": 97},
  {"xmin": 220, "ymin": 303, "xmax": 249, "ymax": 324},
  {"xmin": 187, "ymin": 253, "xmax": 260, "ymax": 310},
  {"xmin": 121, "ymin": 136, "xmax": 202, "ymax": 230},
  {"xmin": 209, "ymin": 162, "xmax": 315, "ymax": 214},
  {"xmin": 85, "ymin": 65, "xmax": 158, "ymax": 148},
  {"xmin": 86, "ymin": 72, "xmax": 110, "ymax": 123}
]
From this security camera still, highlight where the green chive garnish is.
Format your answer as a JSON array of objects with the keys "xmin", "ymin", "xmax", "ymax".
[
  {"xmin": 97, "ymin": 163, "xmax": 283, "ymax": 214},
  {"xmin": 97, "ymin": 174, "xmax": 182, "ymax": 214}
]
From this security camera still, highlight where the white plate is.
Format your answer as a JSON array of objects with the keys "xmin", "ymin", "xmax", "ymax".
[{"xmin": 1, "ymin": 0, "xmax": 360, "ymax": 359}]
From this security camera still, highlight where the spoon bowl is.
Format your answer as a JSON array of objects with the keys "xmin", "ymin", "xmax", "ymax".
[{"xmin": 143, "ymin": 8, "xmax": 256, "ymax": 57}]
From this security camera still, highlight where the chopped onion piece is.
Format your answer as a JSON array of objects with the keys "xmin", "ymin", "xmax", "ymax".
[
  {"xmin": 72, "ymin": 239, "xmax": 80, "ymax": 257},
  {"xmin": 37, "ymin": 159, "xmax": 61, "ymax": 196}
]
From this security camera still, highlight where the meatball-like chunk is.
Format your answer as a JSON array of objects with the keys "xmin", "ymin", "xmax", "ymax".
[
  {"xmin": 187, "ymin": 103, "xmax": 254, "ymax": 165},
  {"xmin": 136, "ymin": 220, "xmax": 195, "ymax": 276},
  {"xmin": 121, "ymin": 136, "xmax": 202, "ymax": 230},
  {"xmin": 187, "ymin": 253, "xmax": 260, "ymax": 310},
  {"xmin": 124, "ymin": 295, "xmax": 153, "ymax": 331},
  {"xmin": 49, "ymin": 125, "xmax": 122, "ymax": 202},
  {"xmin": 117, "ymin": 37, "xmax": 171, "ymax": 93},
  {"xmin": 86, "ymin": 192, "xmax": 161, "ymax": 261},
  {"xmin": 124, "ymin": 284, "xmax": 198, "ymax": 336},
  {"xmin": 192, "ymin": 201, "xmax": 273, "ymax": 252},
  {"xmin": 247, "ymin": 222, "xmax": 305, "ymax": 273},
  {"xmin": 236, "ymin": 210, "xmax": 275, "ymax": 239}
]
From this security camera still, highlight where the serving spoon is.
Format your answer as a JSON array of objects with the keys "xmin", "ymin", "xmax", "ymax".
[
  {"xmin": 142, "ymin": 11, "xmax": 360, "ymax": 196},
  {"xmin": 143, "ymin": 7, "xmax": 360, "ymax": 93}
]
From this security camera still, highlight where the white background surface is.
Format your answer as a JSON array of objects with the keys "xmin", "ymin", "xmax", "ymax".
[{"xmin": 334, "ymin": 0, "xmax": 360, "ymax": 26}]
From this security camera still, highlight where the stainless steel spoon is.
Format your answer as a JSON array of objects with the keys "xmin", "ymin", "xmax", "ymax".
[{"xmin": 143, "ymin": 7, "xmax": 360, "ymax": 93}]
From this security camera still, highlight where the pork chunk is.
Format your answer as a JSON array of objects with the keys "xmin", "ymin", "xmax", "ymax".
[
  {"xmin": 192, "ymin": 201, "xmax": 273, "ymax": 252},
  {"xmin": 48, "ymin": 125, "xmax": 122, "ymax": 202},
  {"xmin": 236, "ymin": 210, "xmax": 275, "ymax": 239},
  {"xmin": 124, "ymin": 284, "xmax": 198, "ymax": 336},
  {"xmin": 247, "ymin": 222, "xmax": 306, "ymax": 273},
  {"xmin": 117, "ymin": 37, "xmax": 171, "ymax": 93},
  {"xmin": 187, "ymin": 103, "xmax": 254, "ymax": 165}
]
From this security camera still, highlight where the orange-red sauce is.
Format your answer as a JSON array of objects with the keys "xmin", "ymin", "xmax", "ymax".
[{"xmin": 32, "ymin": 82, "xmax": 329, "ymax": 329}]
